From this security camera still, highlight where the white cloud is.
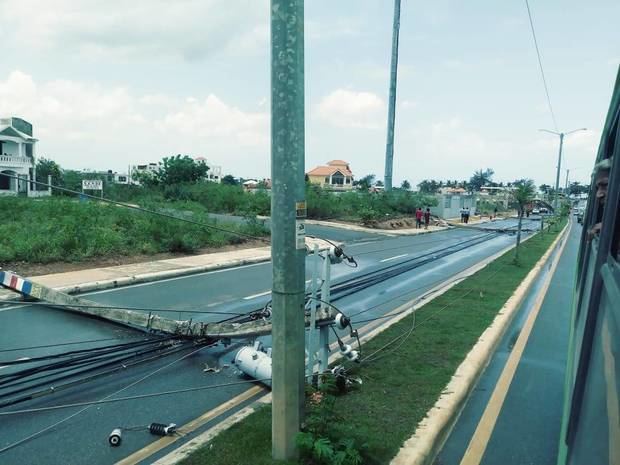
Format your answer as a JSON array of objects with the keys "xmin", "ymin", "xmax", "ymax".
[
  {"xmin": 315, "ymin": 89, "xmax": 385, "ymax": 129},
  {"xmin": 0, "ymin": 70, "xmax": 269, "ymax": 176},
  {"xmin": 0, "ymin": 0, "xmax": 268, "ymax": 61}
]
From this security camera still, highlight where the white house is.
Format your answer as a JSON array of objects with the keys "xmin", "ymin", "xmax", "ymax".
[{"xmin": 0, "ymin": 117, "xmax": 50, "ymax": 197}]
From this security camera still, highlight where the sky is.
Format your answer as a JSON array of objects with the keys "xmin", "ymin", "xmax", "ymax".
[{"xmin": 0, "ymin": 0, "xmax": 618, "ymax": 188}]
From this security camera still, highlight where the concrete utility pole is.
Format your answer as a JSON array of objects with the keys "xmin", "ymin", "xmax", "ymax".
[
  {"xmin": 270, "ymin": 0, "xmax": 306, "ymax": 460},
  {"xmin": 565, "ymin": 168, "xmax": 570, "ymax": 194},
  {"xmin": 539, "ymin": 128, "xmax": 586, "ymax": 211},
  {"xmin": 384, "ymin": 0, "xmax": 401, "ymax": 192}
]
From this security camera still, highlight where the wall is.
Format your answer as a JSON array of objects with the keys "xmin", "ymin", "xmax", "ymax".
[{"xmin": 430, "ymin": 194, "xmax": 477, "ymax": 219}]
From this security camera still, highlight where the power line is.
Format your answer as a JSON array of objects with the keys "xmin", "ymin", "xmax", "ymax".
[{"xmin": 525, "ymin": 0, "xmax": 559, "ymax": 132}]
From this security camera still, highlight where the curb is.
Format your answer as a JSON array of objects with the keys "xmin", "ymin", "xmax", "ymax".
[{"xmin": 390, "ymin": 220, "xmax": 571, "ymax": 465}]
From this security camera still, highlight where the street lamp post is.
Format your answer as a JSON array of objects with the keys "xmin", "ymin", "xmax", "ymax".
[{"xmin": 539, "ymin": 128, "xmax": 587, "ymax": 211}]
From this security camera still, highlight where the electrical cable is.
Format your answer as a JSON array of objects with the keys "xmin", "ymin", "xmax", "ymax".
[
  {"xmin": 0, "ymin": 173, "xmax": 270, "ymax": 243},
  {"xmin": 524, "ymin": 0, "xmax": 559, "ymax": 132},
  {"xmin": 0, "ymin": 337, "xmax": 138, "ymax": 354},
  {"xmin": 0, "ymin": 343, "xmax": 210, "ymax": 454},
  {"xmin": 0, "ymin": 370, "xmax": 344, "ymax": 418}
]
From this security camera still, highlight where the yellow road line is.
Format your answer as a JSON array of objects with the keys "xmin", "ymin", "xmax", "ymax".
[
  {"xmin": 115, "ymin": 385, "xmax": 265, "ymax": 465},
  {"xmin": 460, "ymin": 225, "xmax": 570, "ymax": 465}
]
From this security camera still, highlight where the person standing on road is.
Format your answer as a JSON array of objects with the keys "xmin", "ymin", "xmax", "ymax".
[
  {"xmin": 464, "ymin": 207, "xmax": 470, "ymax": 224},
  {"xmin": 424, "ymin": 208, "xmax": 431, "ymax": 229},
  {"xmin": 415, "ymin": 207, "xmax": 423, "ymax": 229},
  {"xmin": 460, "ymin": 207, "xmax": 465, "ymax": 223}
]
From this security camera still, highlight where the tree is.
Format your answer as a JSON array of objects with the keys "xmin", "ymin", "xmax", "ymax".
[
  {"xmin": 355, "ymin": 174, "xmax": 375, "ymax": 190},
  {"xmin": 417, "ymin": 179, "xmax": 440, "ymax": 194},
  {"xmin": 568, "ymin": 182, "xmax": 589, "ymax": 196},
  {"xmin": 400, "ymin": 179, "xmax": 411, "ymax": 190},
  {"xmin": 512, "ymin": 179, "xmax": 536, "ymax": 263},
  {"xmin": 375, "ymin": 180, "xmax": 384, "ymax": 187},
  {"xmin": 222, "ymin": 174, "xmax": 239, "ymax": 186},
  {"xmin": 469, "ymin": 168, "xmax": 495, "ymax": 192},
  {"xmin": 35, "ymin": 158, "xmax": 63, "ymax": 190},
  {"xmin": 157, "ymin": 155, "xmax": 209, "ymax": 185},
  {"xmin": 539, "ymin": 184, "xmax": 552, "ymax": 195}
]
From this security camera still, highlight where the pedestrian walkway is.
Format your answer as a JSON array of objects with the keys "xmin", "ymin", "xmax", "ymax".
[{"xmin": 436, "ymin": 220, "xmax": 580, "ymax": 465}]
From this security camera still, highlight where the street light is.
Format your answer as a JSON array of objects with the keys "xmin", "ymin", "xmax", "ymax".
[{"xmin": 539, "ymin": 127, "xmax": 587, "ymax": 210}]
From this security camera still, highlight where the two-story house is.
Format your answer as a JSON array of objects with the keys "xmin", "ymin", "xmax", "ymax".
[
  {"xmin": 0, "ymin": 117, "xmax": 49, "ymax": 197},
  {"xmin": 306, "ymin": 160, "xmax": 354, "ymax": 190}
]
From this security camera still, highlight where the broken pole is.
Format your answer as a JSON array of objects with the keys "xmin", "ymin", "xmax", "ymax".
[{"xmin": 270, "ymin": 0, "xmax": 306, "ymax": 460}]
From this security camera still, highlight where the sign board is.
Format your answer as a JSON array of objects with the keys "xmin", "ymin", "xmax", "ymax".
[
  {"xmin": 82, "ymin": 180, "xmax": 103, "ymax": 190},
  {"xmin": 296, "ymin": 220, "xmax": 306, "ymax": 249}
]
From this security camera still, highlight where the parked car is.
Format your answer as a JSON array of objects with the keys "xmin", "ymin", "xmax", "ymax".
[
  {"xmin": 532, "ymin": 208, "xmax": 540, "ymax": 215},
  {"xmin": 540, "ymin": 207, "xmax": 549, "ymax": 214}
]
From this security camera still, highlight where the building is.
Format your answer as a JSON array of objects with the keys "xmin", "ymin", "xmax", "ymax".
[
  {"xmin": 306, "ymin": 160, "xmax": 354, "ymax": 190},
  {"xmin": 0, "ymin": 117, "xmax": 50, "ymax": 197},
  {"xmin": 195, "ymin": 156, "xmax": 222, "ymax": 183},
  {"xmin": 478, "ymin": 185, "xmax": 514, "ymax": 208},
  {"xmin": 430, "ymin": 188, "xmax": 477, "ymax": 219}
]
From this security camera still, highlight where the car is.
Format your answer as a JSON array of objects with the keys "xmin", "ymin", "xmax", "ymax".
[
  {"xmin": 532, "ymin": 208, "xmax": 540, "ymax": 215},
  {"xmin": 540, "ymin": 207, "xmax": 548, "ymax": 214}
]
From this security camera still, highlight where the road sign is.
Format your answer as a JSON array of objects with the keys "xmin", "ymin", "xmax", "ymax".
[{"xmin": 82, "ymin": 179, "xmax": 103, "ymax": 190}]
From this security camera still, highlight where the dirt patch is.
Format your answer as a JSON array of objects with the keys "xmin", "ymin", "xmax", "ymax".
[{"xmin": 1, "ymin": 240, "xmax": 267, "ymax": 277}]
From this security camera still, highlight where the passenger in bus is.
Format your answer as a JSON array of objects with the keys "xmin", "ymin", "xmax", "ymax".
[{"xmin": 588, "ymin": 158, "xmax": 611, "ymax": 239}]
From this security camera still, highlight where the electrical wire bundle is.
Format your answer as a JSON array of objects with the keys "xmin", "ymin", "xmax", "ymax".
[{"xmin": 0, "ymin": 336, "xmax": 209, "ymax": 409}]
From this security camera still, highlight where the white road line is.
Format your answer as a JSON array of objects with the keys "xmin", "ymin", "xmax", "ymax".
[
  {"xmin": 380, "ymin": 253, "xmax": 409, "ymax": 263},
  {"xmin": 242, "ymin": 279, "xmax": 312, "ymax": 300},
  {"xmin": 243, "ymin": 290, "xmax": 271, "ymax": 300},
  {"xmin": 0, "ymin": 305, "xmax": 22, "ymax": 313}
]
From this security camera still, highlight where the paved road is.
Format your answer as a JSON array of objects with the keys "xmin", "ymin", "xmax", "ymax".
[
  {"xmin": 0, "ymin": 218, "xmax": 539, "ymax": 465},
  {"xmin": 437, "ymin": 219, "xmax": 579, "ymax": 465}
]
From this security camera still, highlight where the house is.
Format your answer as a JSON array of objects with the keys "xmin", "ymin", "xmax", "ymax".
[
  {"xmin": 478, "ymin": 185, "xmax": 514, "ymax": 208},
  {"xmin": 306, "ymin": 160, "xmax": 354, "ymax": 190},
  {"xmin": 194, "ymin": 156, "xmax": 222, "ymax": 183},
  {"xmin": 430, "ymin": 189, "xmax": 477, "ymax": 219},
  {"xmin": 0, "ymin": 117, "xmax": 50, "ymax": 197}
]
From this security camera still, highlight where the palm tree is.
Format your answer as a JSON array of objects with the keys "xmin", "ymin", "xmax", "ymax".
[{"xmin": 512, "ymin": 179, "xmax": 536, "ymax": 262}]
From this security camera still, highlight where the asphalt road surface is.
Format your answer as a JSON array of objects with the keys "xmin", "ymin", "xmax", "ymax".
[{"xmin": 0, "ymin": 218, "xmax": 539, "ymax": 465}]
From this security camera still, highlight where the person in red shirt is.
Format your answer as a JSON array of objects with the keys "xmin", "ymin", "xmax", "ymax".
[
  {"xmin": 424, "ymin": 208, "xmax": 431, "ymax": 229},
  {"xmin": 415, "ymin": 207, "xmax": 423, "ymax": 229}
]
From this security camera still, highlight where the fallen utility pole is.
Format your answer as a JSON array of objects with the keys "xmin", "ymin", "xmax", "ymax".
[
  {"xmin": 0, "ymin": 270, "xmax": 332, "ymax": 339},
  {"xmin": 270, "ymin": 0, "xmax": 307, "ymax": 460}
]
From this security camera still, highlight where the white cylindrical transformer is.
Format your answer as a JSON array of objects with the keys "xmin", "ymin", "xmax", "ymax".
[{"xmin": 234, "ymin": 346, "xmax": 272, "ymax": 387}]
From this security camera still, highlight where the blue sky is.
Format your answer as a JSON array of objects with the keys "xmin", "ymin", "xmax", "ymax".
[{"xmin": 0, "ymin": 0, "xmax": 618, "ymax": 187}]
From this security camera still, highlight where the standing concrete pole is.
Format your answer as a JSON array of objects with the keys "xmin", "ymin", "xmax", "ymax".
[
  {"xmin": 384, "ymin": 0, "xmax": 401, "ymax": 192},
  {"xmin": 553, "ymin": 132, "xmax": 564, "ymax": 211},
  {"xmin": 270, "ymin": 0, "xmax": 306, "ymax": 460},
  {"xmin": 565, "ymin": 168, "xmax": 570, "ymax": 195}
]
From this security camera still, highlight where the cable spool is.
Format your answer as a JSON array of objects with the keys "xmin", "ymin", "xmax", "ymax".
[
  {"xmin": 149, "ymin": 423, "xmax": 177, "ymax": 436},
  {"xmin": 108, "ymin": 428, "xmax": 122, "ymax": 447}
]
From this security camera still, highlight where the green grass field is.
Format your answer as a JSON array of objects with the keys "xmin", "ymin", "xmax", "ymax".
[
  {"xmin": 0, "ymin": 197, "xmax": 268, "ymax": 264},
  {"xmin": 180, "ymin": 218, "xmax": 567, "ymax": 465}
]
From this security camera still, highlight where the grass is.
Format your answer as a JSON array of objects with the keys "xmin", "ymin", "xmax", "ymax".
[
  {"xmin": 0, "ymin": 197, "xmax": 268, "ymax": 264},
  {"xmin": 180, "ymin": 217, "xmax": 568, "ymax": 465}
]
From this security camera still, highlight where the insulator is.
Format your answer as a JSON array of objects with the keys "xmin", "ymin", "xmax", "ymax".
[
  {"xmin": 108, "ymin": 428, "xmax": 122, "ymax": 447},
  {"xmin": 335, "ymin": 313, "xmax": 350, "ymax": 330},
  {"xmin": 149, "ymin": 423, "xmax": 177, "ymax": 436}
]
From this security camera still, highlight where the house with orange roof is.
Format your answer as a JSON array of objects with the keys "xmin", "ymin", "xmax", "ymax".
[{"xmin": 306, "ymin": 160, "xmax": 354, "ymax": 191}]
